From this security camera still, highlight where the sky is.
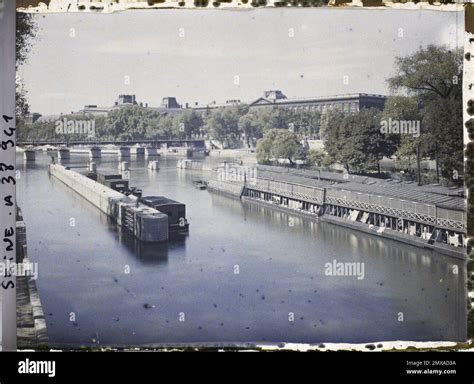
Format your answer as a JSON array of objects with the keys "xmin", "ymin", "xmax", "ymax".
[{"xmin": 19, "ymin": 8, "xmax": 464, "ymax": 115}]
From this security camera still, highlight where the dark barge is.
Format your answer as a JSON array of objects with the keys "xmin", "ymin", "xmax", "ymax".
[
  {"xmin": 139, "ymin": 196, "xmax": 189, "ymax": 233},
  {"xmin": 87, "ymin": 171, "xmax": 142, "ymax": 197}
]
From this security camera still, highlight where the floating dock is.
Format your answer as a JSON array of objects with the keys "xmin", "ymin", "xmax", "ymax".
[
  {"xmin": 139, "ymin": 196, "xmax": 189, "ymax": 233},
  {"xmin": 207, "ymin": 164, "xmax": 466, "ymax": 259}
]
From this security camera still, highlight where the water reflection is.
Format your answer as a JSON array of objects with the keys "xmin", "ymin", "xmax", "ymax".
[
  {"xmin": 16, "ymin": 152, "xmax": 467, "ymax": 344},
  {"xmin": 113, "ymin": 224, "xmax": 188, "ymax": 264},
  {"xmin": 116, "ymin": 227, "xmax": 170, "ymax": 264}
]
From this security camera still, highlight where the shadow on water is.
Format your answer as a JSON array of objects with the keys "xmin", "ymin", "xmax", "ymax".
[{"xmin": 104, "ymin": 215, "xmax": 188, "ymax": 265}]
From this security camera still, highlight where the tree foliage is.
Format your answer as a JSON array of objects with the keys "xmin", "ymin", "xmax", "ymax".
[
  {"xmin": 256, "ymin": 129, "xmax": 306, "ymax": 165},
  {"xmin": 388, "ymin": 45, "xmax": 462, "ymax": 101},
  {"xmin": 204, "ymin": 106, "xmax": 248, "ymax": 148},
  {"xmin": 16, "ymin": 13, "xmax": 38, "ymax": 118},
  {"xmin": 325, "ymin": 108, "xmax": 395, "ymax": 173},
  {"xmin": 387, "ymin": 44, "xmax": 463, "ymax": 182}
]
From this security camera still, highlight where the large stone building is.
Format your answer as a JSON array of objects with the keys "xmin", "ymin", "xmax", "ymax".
[
  {"xmin": 75, "ymin": 90, "xmax": 387, "ymax": 118},
  {"xmin": 249, "ymin": 91, "xmax": 386, "ymax": 113},
  {"xmin": 191, "ymin": 90, "xmax": 386, "ymax": 116}
]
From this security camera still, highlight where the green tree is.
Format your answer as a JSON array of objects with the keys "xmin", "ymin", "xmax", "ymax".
[
  {"xmin": 104, "ymin": 105, "xmax": 159, "ymax": 140},
  {"xmin": 307, "ymin": 149, "xmax": 330, "ymax": 168},
  {"xmin": 245, "ymin": 106, "xmax": 295, "ymax": 135},
  {"xmin": 256, "ymin": 129, "xmax": 279, "ymax": 164},
  {"xmin": 273, "ymin": 130, "xmax": 307, "ymax": 165},
  {"xmin": 381, "ymin": 96, "xmax": 420, "ymax": 174},
  {"xmin": 388, "ymin": 44, "xmax": 463, "ymax": 182},
  {"xmin": 388, "ymin": 45, "xmax": 462, "ymax": 101},
  {"xmin": 16, "ymin": 13, "xmax": 37, "ymax": 118},
  {"xmin": 422, "ymin": 96, "xmax": 463, "ymax": 181},
  {"xmin": 153, "ymin": 113, "xmax": 174, "ymax": 138},
  {"xmin": 319, "ymin": 107, "xmax": 345, "ymax": 141},
  {"xmin": 325, "ymin": 108, "xmax": 394, "ymax": 173},
  {"xmin": 320, "ymin": 108, "xmax": 347, "ymax": 166},
  {"xmin": 204, "ymin": 105, "xmax": 248, "ymax": 148},
  {"xmin": 174, "ymin": 110, "xmax": 203, "ymax": 139},
  {"xmin": 256, "ymin": 129, "xmax": 306, "ymax": 165},
  {"xmin": 238, "ymin": 112, "xmax": 263, "ymax": 147}
]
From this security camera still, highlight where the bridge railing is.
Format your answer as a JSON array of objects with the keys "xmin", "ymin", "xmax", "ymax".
[
  {"xmin": 325, "ymin": 188, "xmax": 467, "ymax": 231},
  {"xmin": 326, "ymin": 188, "xmax": 435, "ymax": 214},
  {"xmin": 17, "ymin": 138, "xmax": 206, "ymax": 146},
  {"xmin": 436, "ymin": 207, "xmax": 466, "ymax": 231}
]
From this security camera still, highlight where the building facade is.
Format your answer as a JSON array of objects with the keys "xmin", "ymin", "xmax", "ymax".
[
  {"xmin": 75, "ymin": 90, "xmax": 387, "ymax": 118},
  {"xmin": 248, "ymin": 91, "xmax": 386, "ymax": 113},
  {"xmin": 191, "ymin": 90, "xmax": 386, "ymax": 116}
]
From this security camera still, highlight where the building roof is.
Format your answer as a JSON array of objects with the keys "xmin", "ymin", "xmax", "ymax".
[
  {"xmin": 249, "ymin": 93, "xmax": 387, "ymax": 107},
  {"xmin": 72, "ymin": 91, "xmax": 387, "ymax": 116},
  {"xmin": 255, "ymin": 165, "xmax": 465, "ymax": 211},
  {"xmin": 192, "ymin": 92, "xmax": 387, "ymax": 110}
]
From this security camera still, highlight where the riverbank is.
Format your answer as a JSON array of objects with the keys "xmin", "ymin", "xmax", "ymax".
[{"xmin": 17, "ymin": 273, "xmax": 49, "ymax": 349}]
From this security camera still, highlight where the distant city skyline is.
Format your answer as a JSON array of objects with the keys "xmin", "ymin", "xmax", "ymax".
[{"xmin": 20, "ymin": 8, "xmax": 463, "ymax": 115}]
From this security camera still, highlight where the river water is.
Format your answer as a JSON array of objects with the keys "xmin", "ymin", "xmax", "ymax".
[{"xmin": 16, "ymin": 152, "xmax": 467, "ymax": 346}]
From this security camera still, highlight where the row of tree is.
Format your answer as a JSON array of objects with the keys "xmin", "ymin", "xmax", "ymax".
[
  {"xmin": 18, "ymin": 99, "xmax": 323, "ymax": 145},
  {"xmin": 257, "ymin": 45, "xmax": 463, "ymax": 184}
]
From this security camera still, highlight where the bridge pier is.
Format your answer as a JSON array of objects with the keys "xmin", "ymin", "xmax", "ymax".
[
  {"xmin": 145, "ymin": 147, "xmax": 158, "ymax": 157},
  {"xmin": 58, "ymin": 148, "xmax": 70, "ymax": 160},
  {"xmin": 148, "ymin": 160, "xmax": 159, "ymax": 170},
  {"xmin": 118, "ymin": 146, "xmax": 130, "ymax": 158},
  {"xmin": 133, "ymin": 147, "xmax": 145, "ymax": 156},
  {"xmin": 89, "ymin": 147, "xmax": 101, "ymax": 159},
  {"xmin": 118, "ymin": 161, "xmax": 129, "ymax": 172},
  {"xmin": 23, "ymin": 149, "xmax": 35, "ymax": 162}
]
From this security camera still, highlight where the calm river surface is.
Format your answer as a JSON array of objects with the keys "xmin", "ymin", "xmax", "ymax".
[{"xmin": 16, "ymin": 152, "xmax": 467, "ymax": 346}]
